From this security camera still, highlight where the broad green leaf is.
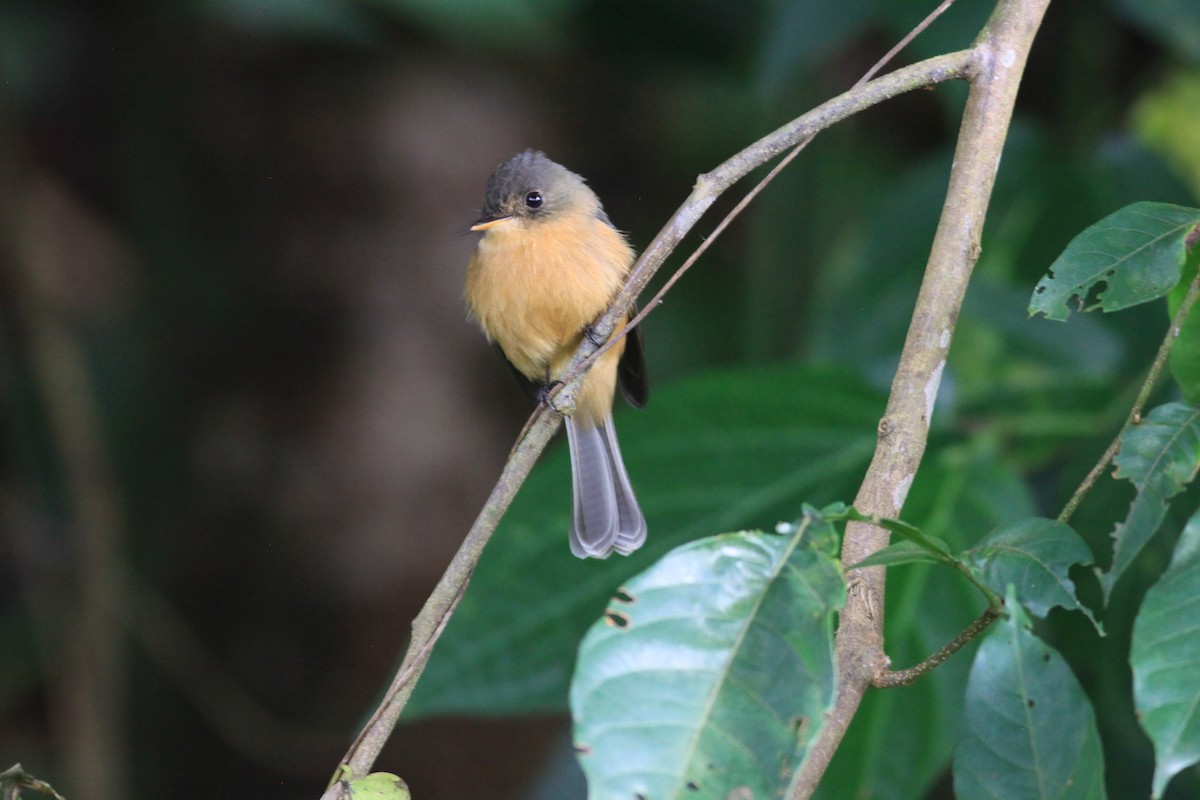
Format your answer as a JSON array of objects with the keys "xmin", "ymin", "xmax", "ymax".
[
  {"xmin": 1132, "ymin": 505, "xmax": 1200, "ymax": 798},
  {"xmin": 818, "ymin": 445, "xmax": 1035, "ymax": 800},
  {"xmin": 954, "ymin": 592, "xmax": 1107, "ymax": 800},
  {"xmin": 1029, "ymin": 202, "xmax": 1200, "ymax": 321},
  {"xmin": 1098, "ymin": 402, "xmax": 1200, "ymax": 600},
  {"xmin": 405, "ymin": 365, "xmax": 880, "ymax": 717},
  {"xmin": 571, "ymin": 528, "xmax": 844, "ymax": 800},
  {"xmin": 964, "ymin": 517, "xmax": 1100, "ymax": 631}
]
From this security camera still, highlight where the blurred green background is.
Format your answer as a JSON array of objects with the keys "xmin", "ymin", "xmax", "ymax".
[{"xmin": 3, "ymin": 0, "xmax": 1200, "ymax": 798}]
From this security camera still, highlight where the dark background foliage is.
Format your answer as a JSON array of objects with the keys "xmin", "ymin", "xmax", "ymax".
[{"xmin": 2, "ymin": 0, "xmax": 1198, "ymax": 798}]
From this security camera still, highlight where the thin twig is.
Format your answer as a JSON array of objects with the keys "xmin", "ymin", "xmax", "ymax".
[
  {"xmin": 873, "ymin": 607, "xmax": 1000, "ymax": 688},
  {"xmin": 862, "ymin": 0, "xmax": 960, "ymax": 86},
  {"xmin": 1059, "ymin": 260, "xmax": 1200, "ymax": 523},
  {"xmin": 562, "ymin": 0, "xmax": 962, "ymax": 385},
  {"xmin": 557, "ymin": 48, "xmax": 975, "ymax": 392}
]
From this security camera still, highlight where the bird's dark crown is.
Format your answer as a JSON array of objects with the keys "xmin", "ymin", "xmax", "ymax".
[{"xmin": 478, "ymin": 150, "xmax": 598, "ymax": 224}]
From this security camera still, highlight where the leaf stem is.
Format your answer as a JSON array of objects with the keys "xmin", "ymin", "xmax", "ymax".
[
  {"xmin": 1059, "ymin": 261, "xmax": 1200, "ymax": 523},
  {"xmin": 872, "ymin": 607, "xmax": 1000, "ymax": 688},
  {"xmin": 950, "ymin": 559, "xmax": 1005, "ymax": 610}
]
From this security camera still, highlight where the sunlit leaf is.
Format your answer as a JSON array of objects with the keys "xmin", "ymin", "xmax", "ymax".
[
  {"xmin": 571, "ymin": 528, "xmax": 844, "ymax": 799},
  {"xmin": 1167, "ymin": 248, "xmax": 1200, "ymax": 404},
  {"xmin": 1098, "ymin": 402, "xmax": 1200, "ymax": 600},
  {"xmin": 1029, "ymin": 202, "xmax": 1200, "ymax": 321},
  {"xmin": 1132, "ymin": 505, "xmax": 1200, "ymax": 798},
  {"xmin": 953, "ymin": 592, "xmax": 1107, "ymax": 799}
]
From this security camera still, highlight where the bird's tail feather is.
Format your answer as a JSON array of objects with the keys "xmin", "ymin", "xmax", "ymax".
[{"xmin": 566, "ymin": 415, "xmax": 646, "ymax": 559}]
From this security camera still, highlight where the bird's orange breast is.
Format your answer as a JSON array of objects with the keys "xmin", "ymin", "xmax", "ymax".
[{"xmin": 465, "ymin": 212, "xmax": 635, "ymax": 383}]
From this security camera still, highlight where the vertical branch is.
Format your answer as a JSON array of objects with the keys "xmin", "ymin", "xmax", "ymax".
[{"xmin": 790, "ymin": 0, "xmax": 1052, "ymax": 796}]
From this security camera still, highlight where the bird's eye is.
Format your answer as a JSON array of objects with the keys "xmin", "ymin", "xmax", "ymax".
[{"xmin": 524, "ymin": 191, "xmax": 543, "ymax": 209}]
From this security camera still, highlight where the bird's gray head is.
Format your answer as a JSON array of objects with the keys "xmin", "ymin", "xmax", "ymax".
[{"xmin": 472, "ymin": 150, "xmax": 601, "ymax": 230}]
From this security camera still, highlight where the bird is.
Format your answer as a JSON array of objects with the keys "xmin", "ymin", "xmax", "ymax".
[{"xmin": 465, "ymin": 150, "xmax": 647, "ymax": 558}]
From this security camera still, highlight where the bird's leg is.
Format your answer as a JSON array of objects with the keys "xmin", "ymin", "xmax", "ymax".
[{"xmin": 538, "ymin": 365, "xmax": 565, "ymax": 413}]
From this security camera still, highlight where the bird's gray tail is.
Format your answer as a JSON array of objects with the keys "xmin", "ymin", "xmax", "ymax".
[{"xmin": 565, "ymin": 414, "xmax": 646, "ymax": 559}]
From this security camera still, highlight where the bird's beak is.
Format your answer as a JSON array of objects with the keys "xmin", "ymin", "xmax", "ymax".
[{"xmin": 470, "ymin": 215, "xmax": 514, "ymax": 232}]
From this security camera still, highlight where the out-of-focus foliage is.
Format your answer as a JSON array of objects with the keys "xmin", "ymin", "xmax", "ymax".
[{"xmin": 3, "ymin": 0, "xmax": 1200, "ymax": 799}]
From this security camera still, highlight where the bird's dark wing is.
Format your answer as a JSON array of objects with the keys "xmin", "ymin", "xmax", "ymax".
[
  {"xmin": 495, "ymin": 344, "xmax": 543, "ymax": 403},
  {"xmin": 618, "ymin": 318, "xmax": 648, "ymax": 409}
]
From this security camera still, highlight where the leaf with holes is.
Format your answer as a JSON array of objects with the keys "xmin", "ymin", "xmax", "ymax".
[
  {"xmin": 1029, "ymin": 202, "xmax": 1200, "ymax": 321},
  {"xmin": 1132, "ymin": 506, "xmax": 1200, "ymax": 798},
  {"xmin": 964, "ymin": 517, "xmax": 1100, "ymax": 631},
  {"xmin": 953, "ymin": 590, "xmax": 1107, "ymax": 800},
  {"xmin": 571, "ymin": 526, "xmax": 844, "ymax": 799},
  {"xmin": 1098, "ymin": 402, "xmax": 1200, "ymax": 600}
]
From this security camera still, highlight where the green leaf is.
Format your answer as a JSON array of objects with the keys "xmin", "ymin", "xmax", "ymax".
[
  {"xmin": 570, "ymin": 528, "xmax": 844, "ymax": 799},
  {"xmin": 1098, "ymin": 402, "xmax": 1200, "ymax": 600},
  {"xmin": 346, "ymin": 773, "xmax": 411, "ymax": 800},
  {"xmin": 1131, "ymin": 505, "xmax": 1200, "ymax": 798},
  {"xmin": 964, "ymin": 517, "xmax": 1100, "ymax": 631},
  {"xmin": 1029, "ymin": 202, "xmax": 1200, "ymax": 321},
  {"xmin": 847, "ymin": 540, "xmax": 945, "ymax": 569},
  {"xmin": 405, "ymin": 365, "xmax": 880, "ymax": 717},
  {"xmin": 953, "ymin": 592, "xmax": 1107, "ymax": 800}
]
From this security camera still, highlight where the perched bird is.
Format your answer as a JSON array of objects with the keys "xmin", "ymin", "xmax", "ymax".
[{"xmin": 465, "ymin": 150, "xmax": 647, "ymax": 558}]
